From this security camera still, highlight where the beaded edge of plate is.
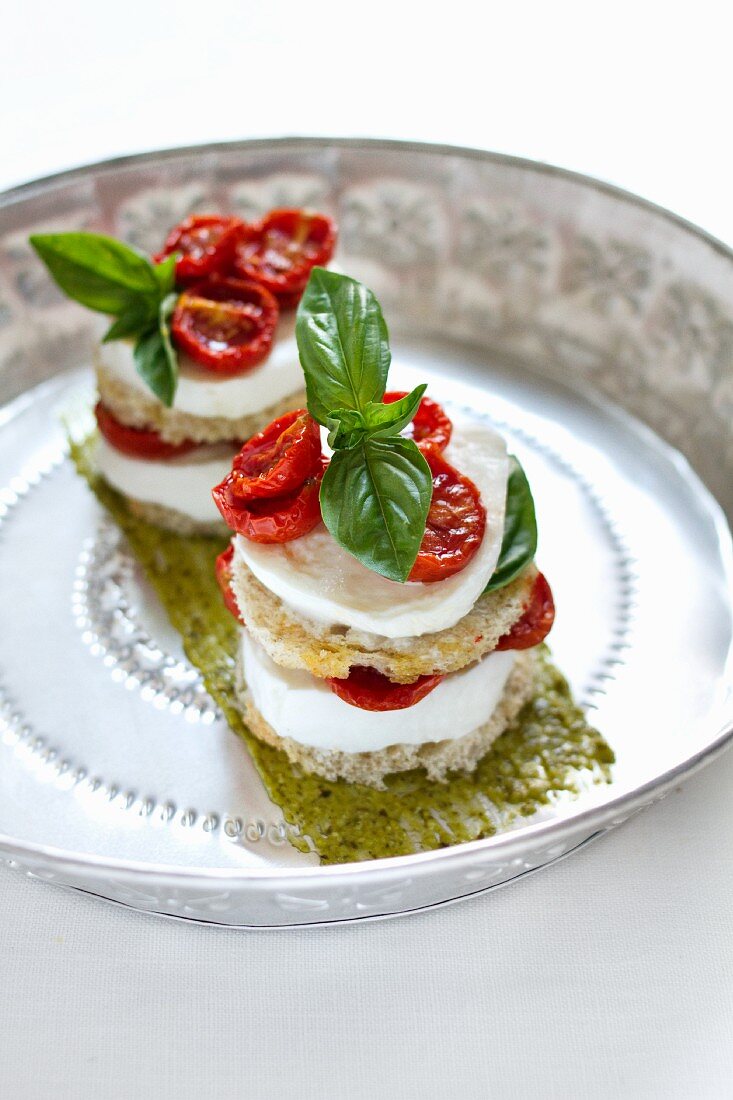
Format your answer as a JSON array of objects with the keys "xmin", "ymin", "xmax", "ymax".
[{"xmin": 0, "ymin": 403, "xmax": 639, "ymax": 839}]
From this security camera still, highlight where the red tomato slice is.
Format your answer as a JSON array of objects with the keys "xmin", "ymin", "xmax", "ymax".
[
  {"xmin": 327, "ymin": 666, "xmax": 444, "ymax": 711},
  {"xmin": 496, "ymin": 572, "xmax": 555, "ymax": 651},
  {"xmin": 232, "ymin": 208, "xmax": 337, "ymax": 307},
  {"xmin": 154, "ymin": 214, "xmax": 244, "ymax": 284},
  {"xmin": 171, "ymin": 276, "xmax": 279, "ymax": 373},
  {"xmin": 383, "ymin": 391, "xmax": 453, "ymax": 452},
  {"xmin": 408, "ymin": 449, "xmax": 486, "ymax": 583},
  {"xmin": 212, "ymin": 459, "xmax": 325, "ymax": 543},
  {"xmin": 229, "ymin": 410, "xmax": 322, "ymax": 501},
  {"xmin": 215, "ymin": 545, "xmax": 244, "ymax": 624},
  {"xmin": 95, "ymin": 402, "xmax": 199, "ymax": 460}
]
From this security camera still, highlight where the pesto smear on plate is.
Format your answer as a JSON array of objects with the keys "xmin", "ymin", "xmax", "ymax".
[{"xmin": 71, "ymin": 433, "xmax": 614, "ymax": 865}]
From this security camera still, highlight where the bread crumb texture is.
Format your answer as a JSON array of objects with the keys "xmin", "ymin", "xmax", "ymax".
[{"xmin": 231, "ymin": 557, "xmax": 537, "ymax": 682}]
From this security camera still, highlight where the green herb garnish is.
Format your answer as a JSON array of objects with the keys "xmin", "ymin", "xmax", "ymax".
[
  {"xmin": 297, "ymin": 268, "xmax": 432, "ymax": 583},
  {"xmin": 297, "ymin": 268, "xmax": 540, "ymax": 591},
  {"xmin": 485, "ymin": 456, "xmax": 538, "ymax": 592},
  {"xmin": 29, "ymin": 232, "xmax": 179, "ymax": 406}
]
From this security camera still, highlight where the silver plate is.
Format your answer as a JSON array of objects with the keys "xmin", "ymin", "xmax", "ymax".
[{"xmin": 0, "ymin": 139, "xmax": 731, "ymax": 928}]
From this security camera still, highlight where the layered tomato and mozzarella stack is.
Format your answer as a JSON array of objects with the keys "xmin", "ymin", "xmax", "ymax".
[
  {"xmin": 94, "ymin": 210, "xmax": 337, "ymax": 533},
  {"xmin": 212, "ymin": 271, "xmax": 555, "ymax": 788},
  {"xmin": 30, "ymin": 210, "xmax": 337, "ymax": 534}
]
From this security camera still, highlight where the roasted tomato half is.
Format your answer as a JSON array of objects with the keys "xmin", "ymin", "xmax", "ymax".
[
  {"xmin": 496, "ymin": 572, "xmax": 555, "ymax": 650},
  {"xmin": 229, "ymin": 410, "xmax": 322, "ymax": 501},
  {"xmin": 214, "ymin": 545, "xmax": 244, "ymax": 624},
  {"xmin": 95, "ymin": 402, "xmax": 198, "ymax": 460},
  {"xmin": 212, "ymin": 459, "xmax": 325, "ymax": 543},
  {"xmin": 383, "ymin": 391, "xmax": 453, "ymax": 453},
  {"xmin": 232, "ymin": 208, "xmax": 337, "ymax": 307},
  {"xmin": 327, "ymin": 666, "xmax": 444, "ymax": 711},
  {"xmin": 154, "ymin": 214, "xmax": 243, "ymax": 284},
  {"xmin": 408, "ymin": 449, "xmax": 486, "ymax": 582},
  {"xmin": 171, "ymin": 276, "xmax": 279, "ymax": 373}
]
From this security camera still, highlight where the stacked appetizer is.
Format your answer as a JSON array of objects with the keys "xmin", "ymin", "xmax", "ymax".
[
  {"xmin": 214, "ymin": 270, "xmax": 555, "ymax": 787},
  {"xmin": 31, "ymin": 209, "xmax": 337, "ymax": 533}
]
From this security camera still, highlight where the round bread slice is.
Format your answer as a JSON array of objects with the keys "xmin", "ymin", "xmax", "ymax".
[
  {"xmin": 231, "ymin": 556, "xmax": 537, "ymax": 683},
  {"xmin": 96, "ymin": 358, "xmax": 306, "ymax": 446},
  {"xmin": 238, "ymin": 648, "xmax": 536, "ymax": 788}
]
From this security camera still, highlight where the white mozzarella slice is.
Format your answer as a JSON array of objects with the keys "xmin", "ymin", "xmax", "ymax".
[
  {"xmin": 235, "ymin": 416, "xmax": 509, "ymax": 639},
  {"xmin": 96, "ymin": 313, "xmax": 303, "ymax": 420},
  {"xmin": 94, "ymin": 436, "xmax": 233, "ymax": 525},
  {"xmin": 242, "ymin": 631, "xmax": 516, "ymax": 752}
]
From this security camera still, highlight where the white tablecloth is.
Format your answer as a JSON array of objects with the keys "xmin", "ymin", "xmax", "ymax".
[
  {"xmin": 1, "ymin": 3, "xmax": 731, "ymax": 1096},
  {"xmin": 2, "ymin": 748, "xmax": 732, "ymax": 1099}
]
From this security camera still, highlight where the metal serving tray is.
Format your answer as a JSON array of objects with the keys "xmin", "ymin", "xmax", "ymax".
[{"xmin": 0, "ymin": 139, "xmax": 731, "ymax": 926}]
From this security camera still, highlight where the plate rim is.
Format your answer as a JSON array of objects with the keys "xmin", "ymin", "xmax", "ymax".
[
  {"xmin": 2, "ymin": 725, "xmax": 732, "ymax": 882},
  {"xmin": 2, "ymin": 135, "xmax": 733, "ymax": 886},
  {"xmin": 18, "ymin": 831, "xmax": 608, "ymax": 928},
  {"xmin": 2, "ymin": 134, "xmax": 733, "ymax": 266}
]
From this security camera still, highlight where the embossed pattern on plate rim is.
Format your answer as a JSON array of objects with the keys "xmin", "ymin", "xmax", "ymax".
[
  {"xmin": 3, "ymin": 135, "xmax": 733, "ymax": 269},
  {"xmin": 3, "ymin": 832, "xmax": 609, "ymax": 929}
]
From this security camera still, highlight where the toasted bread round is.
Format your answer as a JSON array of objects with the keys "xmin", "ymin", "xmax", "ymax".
[
  {"xmin": 96, "ymin": 358, "xmax": 306, "ymax": 446},
  {"xmin": 231, "ymin": 556, "xmax": 537, "ymax": 683},
  {"xmin": 238, "ymin": 648, "xmax": 535, "ymax": 788}
]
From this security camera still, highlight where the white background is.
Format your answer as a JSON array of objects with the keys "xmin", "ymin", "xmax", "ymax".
[
  {"xmin": 1, "ymin": 0, "xmax": 732, "ymax": 245},
  {"xmin": 1, "ymin": 2, "xmax": 732, "ymax": 1097}
]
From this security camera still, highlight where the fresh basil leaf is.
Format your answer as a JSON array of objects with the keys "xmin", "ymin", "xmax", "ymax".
[
  {"xmin": 102, "ymin": 298, "xmax": 158, "ymax": 343},
  {"xmin": 133, "ymin": 293, "xmax": 179, "ymax": 407},
  {"xmin": 133, "ymin": 331, "xmax": 174, "ymax": 408},
  {"xmin": 158, "ymin": 293, "xmax": 179, "ymax": 402},
  {"xmin": 153, "ymin": 253, "xmax": 178, "ymax": 297},
  {"xmin": 484, "ymin": 455, "xmax": 537, "ymax": 592},
  {"xmin": 320, "ymin": 436, "xmax": 432, "ymax": 583},
  {"xmin": 29, "ymin": 232, "xmax": 159, "ymax": 315},
  {"xmin": 296, "ymin": 268, "xmax": 391, "ymax": 426},
  {"xmin": 325, "ymin": 408, "xmax": 369, "ymax": 451},
  {"xmin": 362, "ymin": 384, "xmax": 427, "ymax": 438}
]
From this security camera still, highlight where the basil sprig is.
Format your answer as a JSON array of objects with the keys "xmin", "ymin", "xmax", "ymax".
[
  {"xmin": 484, "ymin": 456, "xmax": 537, "ymax": 592},
  {"xmin": 29, "ymin": 232, "xmax": 180, "ymax": 406},
  {"xmin": 297, "ymin": 269, "xmax": 432, "ymax": 583}
]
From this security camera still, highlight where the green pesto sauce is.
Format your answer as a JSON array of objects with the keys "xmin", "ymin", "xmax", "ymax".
[{"xmin": 71, "ymin": 434, "xmax": 614, "ymax": 865}]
